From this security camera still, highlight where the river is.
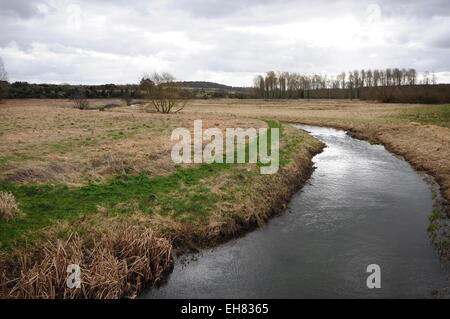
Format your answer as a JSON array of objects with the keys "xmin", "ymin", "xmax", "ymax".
[{"xmin": 142, "ymin": 125, "xmax": 449, "ymax": 298}]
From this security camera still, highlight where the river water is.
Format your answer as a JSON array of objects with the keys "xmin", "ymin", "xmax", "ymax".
[{"xmin": 143, "ymin": 125, "xmax": 449, "ymax": 298}]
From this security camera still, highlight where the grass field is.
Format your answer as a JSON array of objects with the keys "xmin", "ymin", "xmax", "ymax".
[
  {"xmin": 0, "ymin": 98, "xmax": 324, "ymax": 298},
  {"xmin": 185, "ymin": 99, "xmax": 450, "ymax": 211},
  {"xmin": 0, "ymin": 98, "xmax": 448, "ymax": 298},
  {"xmin": 184, "ymin": 99, "xmax": 450, "ymax": 259}
]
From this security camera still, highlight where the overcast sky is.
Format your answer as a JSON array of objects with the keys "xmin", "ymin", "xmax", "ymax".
[{"xmin": 0, "ymin": 0, "xmax": 449, "ymax": 86}]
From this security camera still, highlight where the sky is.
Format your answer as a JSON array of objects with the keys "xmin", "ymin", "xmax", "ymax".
[{"xmin": 0, "ymin": 0, "xmax": 449, "ymax": 86}]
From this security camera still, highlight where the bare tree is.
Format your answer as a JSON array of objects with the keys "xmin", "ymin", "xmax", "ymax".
[
  {"xmin": 431, "ymin": 72, "xmax": 438, "ymax": 85},
  {"xmin": 141, "ymin": 72, "xmax": 188, "ymax": 114},
  {"xmin": 0, "ymin": 57, "xmax": 9, "ymax": 103},
  {"xmin": 393, "ymin": 68, "xmax": 402, "ymax": 86},
  {"xmin": 253, "ymin": 75, "xmax": 265, "ymax": 98},
  {"xmin": 70, "ymin": 88, "xmax": 89, "ymax": 110},
  {"xmin": 408, "ymin": 68, "xmax": 417, "ymax": 85},
  {"xmin": 366, "ymin": 70, "xmax": 373, "ymax": 87},
  {"xmin": 0, "ymin": 57, "xmax": 7, "ymax": 82},
  {"xmin": 422, "ymin": 71, "xmax": 430, "ymax": 85}
]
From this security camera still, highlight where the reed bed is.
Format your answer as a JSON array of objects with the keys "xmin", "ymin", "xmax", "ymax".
[{"xmin": 1, "ymin": 225, "xmax": 173, "ymax": 299}]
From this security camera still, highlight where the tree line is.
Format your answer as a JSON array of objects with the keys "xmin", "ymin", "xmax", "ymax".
[
  {"xmin": 253, "ymin": 68, "xmax": 439, "ymax": 99},
  {"xmin": 1, "ymin": 53, "xmax": 448, "ymax": 105},
  {"xmin": 3, "ymin": 82, "xmax": 142, "ymax": 99}
]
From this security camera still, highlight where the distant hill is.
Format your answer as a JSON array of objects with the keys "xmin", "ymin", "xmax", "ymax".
[
  {"xmin": 177, "ymin": 81, "xmax": 232, "ymax": 90},
  {"xmin": 177, "ymin": 81, "xmax": 250, "ymax": 92}
]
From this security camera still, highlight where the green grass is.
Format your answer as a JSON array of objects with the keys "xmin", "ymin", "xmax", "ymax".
[
  {"xmin": 0, "ymin": 164, "xmax": 226, "ymax": 248},
  {"xmin": 0, "ymin": 121, "xmax": 300, "ymax": 249},
  {"xmin": 397, "ymin": 105, "xmax": 450, "ymax": 129}
]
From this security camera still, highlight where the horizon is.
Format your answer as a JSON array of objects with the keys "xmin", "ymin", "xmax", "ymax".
[{"xmin": 2, "ymin": 71, "xmax": 448, "ymax": 88}]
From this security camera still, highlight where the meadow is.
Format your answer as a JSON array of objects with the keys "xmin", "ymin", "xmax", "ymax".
[
  {"xmin": 0, "ymin": 98, "xmax": 448, "ymax": 298},
  {"xmin": 0, "ymin": 98, "xmax": 323, "ymax": 298}
]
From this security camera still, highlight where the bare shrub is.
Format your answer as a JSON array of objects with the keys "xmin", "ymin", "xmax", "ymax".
[
  {"xmin": 70, "ymin": 89, "xmax": 89, "ymax": 110},
  {"xmin": 0, "ymin": 192, "xmax": 22, "ymax": 221},
  {"xmin": 140, "ymin": 72, "xmax": 189, "ymax": 114},
  {"xmin": 3, "ymin": 225, "xmax": 173, "ymax": 299}
]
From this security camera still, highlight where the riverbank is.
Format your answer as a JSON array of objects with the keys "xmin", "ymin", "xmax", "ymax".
[
  {"xmin": 0, "ymin": 100, "xmax": 324, "ymax": 298},
  {"xmin": 144, "ymin": 125, "xmax": 449, "ymax": 299},
  {"xmin": 185, "ymin": 99, "xmax": 450, "ymax": 259},
  {"xmin": 291, "ymin": 121, "xmax": 450, "ymax": 259}
]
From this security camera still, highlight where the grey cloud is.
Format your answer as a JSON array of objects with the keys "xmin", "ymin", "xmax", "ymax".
[
  {"xmin": 167, "ymin": 0, "xmax": 272, "ymax": 18},
  {"xmin": 377, "ymin": 0, "xmax": 450, "ymax": 18},
  {"xmin": 430, "ymin": 36, "xmax": 450, "ymax": 49},
  {"xmin": 0, "ymin": 0, "xmax": 42, "ymax": 18}
]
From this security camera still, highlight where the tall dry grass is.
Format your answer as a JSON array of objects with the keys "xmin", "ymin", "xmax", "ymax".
[
  {"xmin": 1, "ymin": 225, "xmax": 173, "ymax": 299},
  {"xmin": 0, "ymin": 192, "xmax": 22, "ymax": 221}
]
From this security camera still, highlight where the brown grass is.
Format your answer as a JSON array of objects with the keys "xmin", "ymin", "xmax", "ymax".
[
  {"xmin": 184, "ymin": 99, "xmax": 450, "ymax": 215},
  {"xmin": 0, "ymin": 117, "xmax": 323, "ymax": 299},
  {"xmin": 1, "ymin": 225, "xmax": 172, "ymax": 299},
  {"xmin": 0, "ymin": 99, "xmax": 262, "ymax": 185},
  {"xmin": 0, "ymin": 192, "xmax": 22, "ymax": 221}
]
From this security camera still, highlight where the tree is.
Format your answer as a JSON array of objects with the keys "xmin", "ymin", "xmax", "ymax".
[
  {"xmin": 431, "ymin": 72, "xmax": 437, "ymax": 85},
  {"xmin": 70, "ymin": 88, "xmax": 89, "ymax": 109},
  {"xmin": 140, "ymin": 72, "xmax": 188, "ymax": 114},
  {"xmin": 0, "ymin": 57, "xmax": 9, "ymax": 103},
  {"xmin": 366, "ymin": 70, "xmax": 373, "ymax": 87},
  {"xmin": 0, "ymin": 57, "xmax": 7, "ymax": 82},
  {"xmin": 253, "ymin": 75, "xmax": 265, "ymax": 98},
  {"xmin": 408, "ymin": 68, "xmax": 417, "ymax": 85},
  {"xmin": 422, "ymin": 71, "xmax": 430, "ymax": 85}
]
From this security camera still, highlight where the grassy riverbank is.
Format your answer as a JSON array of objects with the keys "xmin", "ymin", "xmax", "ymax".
[
  {"xmin": 0, "ymin": 100, "xmax": 324, "ymax": 298},
  {"xmin": 185, "ymin": 99, "xmax": 450, "ymax": 259},
  {"xmin": 186, "ymin": 99, "xmax": 450, "ymax": 209}
]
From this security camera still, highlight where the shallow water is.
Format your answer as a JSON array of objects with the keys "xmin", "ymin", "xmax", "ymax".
[{"xmin": 142, "ymin": 125, "xmax": 449, "ymax": 299}]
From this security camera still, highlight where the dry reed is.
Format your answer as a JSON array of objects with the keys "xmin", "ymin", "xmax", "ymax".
[
  {"xmin": 1, "ymin": 225, "xmax": 173, "ymax": 299},
  {"xmin": 0, "ymin": 192, "xmax": 22, "ymax": 221}
]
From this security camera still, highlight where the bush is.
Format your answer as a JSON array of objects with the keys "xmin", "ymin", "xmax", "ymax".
[
  {"xmin": 0, "ymin": 192, "xmax": 22, "ymax": 221},
  {"xmin": 70, "ymin": 90, "xmax": 89, "ymax": 110}
]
